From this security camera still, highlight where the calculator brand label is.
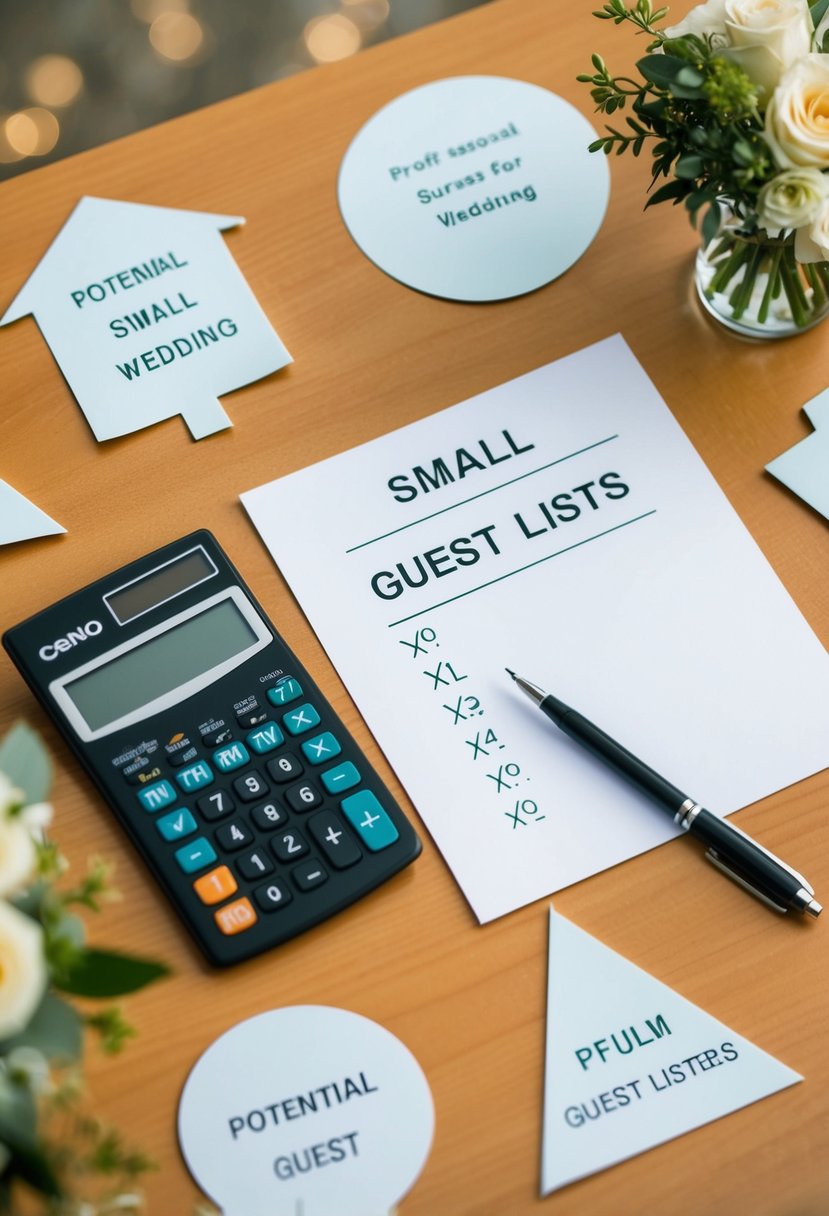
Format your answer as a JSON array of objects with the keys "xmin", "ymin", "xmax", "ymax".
[{"xmin": 38, "ymin": 619, "xmax": 103, "ymax": 661}]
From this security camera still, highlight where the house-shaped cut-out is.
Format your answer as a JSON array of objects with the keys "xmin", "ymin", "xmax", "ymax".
[{"xmin": 0, "ymin": 196, "xmax": 292, "ymax": 441}]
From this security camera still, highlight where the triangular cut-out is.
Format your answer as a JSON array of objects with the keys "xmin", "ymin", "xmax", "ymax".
[{"xmin": 541, "ymin": 908, "xmax": 801, "ymax": 1194}]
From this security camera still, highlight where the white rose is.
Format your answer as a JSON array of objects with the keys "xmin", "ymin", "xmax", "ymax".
[
  {"xmin": 723, "ymin": 0, "xmax": 813, "ymax": 94},
  {"xmin": 665, "ymin": 0, "xmax": 728, "ymax": 40},
  {"xmin": 0, "ymin": 902, "xmax": 47, "ymax": 1040},
  {"xmin": 795, "ymin": 196, "xmax": 829, "ymax": 260},
  {"xmin": 0, "ymin": 813, "xmax": 37, "ymax": 899},
  {"xmin": 765, "ymin": 55, "xmax": 829, "ymax": 167},
  {"xmin": 757, "ymin": 166, "xmax": 829, "ymax": 231}
]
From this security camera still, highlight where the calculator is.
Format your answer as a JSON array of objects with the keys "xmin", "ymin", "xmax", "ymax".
[{"xmin": 3, "ymin": 531, "xmax": 421, "ymax": 965}]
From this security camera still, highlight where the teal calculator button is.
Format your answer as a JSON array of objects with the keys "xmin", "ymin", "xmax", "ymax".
[
  {"xmin": 301, "ymin": 732, "xmax": 342, "ymax": 765},
  {"xmin": 267, "ymin": 678, "xmax": 303, "ymax": 707},
  {"xmin": 213, "ymin": 741, "xmax": 250, "ymax": 772},
  {"xmin": 283, "ymin": 703, "xmax": 321, "ymax": 736},
  {"xmin": 175, "ymin": 836, "xmax": 217, "ymax": 874},
  {"xmin": 320, "ymin": 761, "xmax": 360, "ymax": 794},
  {"xmin": 137, "ymin": 779, "xmax": 177, "ymax": 812},
  {"xmin": 247, "ymin": 721, "xmax": 285, "ymax": 754},
  {"xmin": 175, "ymin": 760, "xmax": 213, "ymax": 792},
  {"xmin": 341, "ymin": 791, "xmax": 399, "ymax": 851},
  {"xmin": 155, "ymin": 807, "xmax": 197, "ymax": 841}
]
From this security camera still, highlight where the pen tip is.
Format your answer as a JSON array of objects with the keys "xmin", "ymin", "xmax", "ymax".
[{"xmin": 505, "ymin": 667, "xmax": 516, "ymax": 679}]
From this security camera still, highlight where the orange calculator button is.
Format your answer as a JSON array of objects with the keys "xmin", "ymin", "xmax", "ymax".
[
  {"xmin": 193, "ymin": 865, "xmax": 237, "ymax": 906},
  {"xmin": 214, "ymin": 897, "xmax": 257, "ymax": 936}
]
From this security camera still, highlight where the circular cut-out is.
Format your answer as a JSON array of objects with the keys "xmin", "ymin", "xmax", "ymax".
[
  {"xmin": 178, "ymin": 1005, "xmax": 434, "ymax": 1216},
  {"xmin": 337, "ymin": 75, "xmax": 610, "ymax": 301}
]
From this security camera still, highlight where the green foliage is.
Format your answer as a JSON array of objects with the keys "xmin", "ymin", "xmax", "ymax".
[
  {"xmin": 0, "ymin": 724, "xmax": 170, "ymax": 1212},
  {"xmin": 578, "ymin": 0, "xmax": 777, "ymax": 240},
  {"xmin": 0, "ymin": 722, "xmax": 51, "ymax": 806}
]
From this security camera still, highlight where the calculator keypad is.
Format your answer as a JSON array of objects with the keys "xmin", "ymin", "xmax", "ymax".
[{"xmin": 128, "ymin": 680, "xmax": 412, "ymax": 962}]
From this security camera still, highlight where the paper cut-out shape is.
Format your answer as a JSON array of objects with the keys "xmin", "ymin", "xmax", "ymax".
[
  {"xmin": 178, "ymin": 1005, "xmax": 434, "ymax": 1216},
  {"xmin": 0, "ymin": 478, "xmax": 65, "ymax": 545},
  {"xmin": 766, "ymin": 387, "xmax": 829, "ymax": 521},
  {"xmin": 541, "ymin": 908, "xmax": 801, "ymax": 1195},
  {"xmin": 0, "ymin": 196, "xmax": 291, "ymax": 441},
  {"xmin": 338, "ymin": 76, "xmax": 609, "ymax": 301}
]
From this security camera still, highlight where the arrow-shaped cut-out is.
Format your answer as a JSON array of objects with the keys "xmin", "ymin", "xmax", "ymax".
[{"xmin": 766, "ymin": 386, "xmax": 829, "ymax": 522}]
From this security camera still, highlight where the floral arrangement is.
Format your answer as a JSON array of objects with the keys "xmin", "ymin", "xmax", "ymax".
[
  {"xmin": 0, "ymin": 722, "xmax": 168, "ymax": 1215},
  {"xmin": 579, "ymin": 0, "xmax": 829, "ymax": 333}
]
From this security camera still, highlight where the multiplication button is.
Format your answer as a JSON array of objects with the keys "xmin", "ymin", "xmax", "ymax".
[
  {"xmin": 301, "ymin": 732, "xmax": 341, "ymax": 765},
  {"xmin": 282, "ymin": 703, "xmax": 320, "ymax": 736}
]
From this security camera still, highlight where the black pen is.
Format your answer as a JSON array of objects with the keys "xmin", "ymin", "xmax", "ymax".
[{"xmin": 506, "ymin": 670, "xmax": 821, "ymax": 917}]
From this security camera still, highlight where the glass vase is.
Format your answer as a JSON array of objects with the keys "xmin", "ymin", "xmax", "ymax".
[{"xmin": 694, "ymin": 210, "xmax": 829, "ymax": 339}]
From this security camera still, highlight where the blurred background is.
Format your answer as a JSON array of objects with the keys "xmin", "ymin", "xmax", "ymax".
[{"xmin": 0, "ymin": 0, "xmax": 489, "ymax": 180}]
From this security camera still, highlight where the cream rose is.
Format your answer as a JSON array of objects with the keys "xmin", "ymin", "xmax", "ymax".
[
  {"xmin": 0, "ymin": 812, "xmax": 37, "ymax": 899},
  {"xmin": 765, "ymin": 55, "xmax": 829, "ymax": 167},
  {"xmin": 666, "ymin": 0, "xmax": 814, "ymax": 95},
  {"xmin": 795, "ymin": 196, "xmax": 829, "ymax": 259},
  {"xmin": 665, "ymin": 0, "xmax": 728, "ymax": 40},
  {"xmin": 0, "ymin": 902, "xmax": 47, "ymax": 1040},
  {"xmin": 724, "ymin": 0, "xmax": 813, "ymax": 94},
  {"xmin": 757, "ymin": 166, "xmax": 829, "ymax": 230}
]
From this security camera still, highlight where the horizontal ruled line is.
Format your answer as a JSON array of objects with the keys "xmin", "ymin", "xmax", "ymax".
[
  {"xmin": 345, "ymin": 434, "xmax": 619, "ymax": 554},
  {"xmin": 386, "ymin": 510, "xmax": 657, "ymax": 628}
]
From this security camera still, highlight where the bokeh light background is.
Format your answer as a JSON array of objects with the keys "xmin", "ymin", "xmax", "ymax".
[{"xmin": 0, "ymin": 0, "xmax": 487, "ymax": 179}]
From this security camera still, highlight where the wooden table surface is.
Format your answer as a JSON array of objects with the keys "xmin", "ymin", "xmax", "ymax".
[{"xmin": 1, "ymin": 1, "xmax": 828, "ymax": 1212}]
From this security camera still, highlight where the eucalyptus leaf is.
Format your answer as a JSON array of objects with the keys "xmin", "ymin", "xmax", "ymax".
[
  {"xmin": 0, "ymin": 991, "xmax": 84, "ymax": 1062},
  {"xmin": 0, "ymin": 722, "xmax": 51, "ymax": 805},
  {"xmin": 56, "ymin": 948, "xmax": 170, "ymax": 998},
  {"xmin": 636, "ymin": 53, "xmax": 689, "ymax": 84},
  {"xmin": 645, "ymin": 179, "xmax": 691, "ymax": 208}
]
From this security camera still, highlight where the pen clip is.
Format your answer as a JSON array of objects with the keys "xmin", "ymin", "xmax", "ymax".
[{"xmin": 704, "ymin": 848, "xmax": 789, "ymax": 914}]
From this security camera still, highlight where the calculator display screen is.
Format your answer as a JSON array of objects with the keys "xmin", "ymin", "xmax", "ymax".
[{"xmin": 63, "ymin": 598, "xmax": 257, "ymax": 733}]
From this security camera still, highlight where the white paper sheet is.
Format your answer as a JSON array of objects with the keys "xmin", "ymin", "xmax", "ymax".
[
  {"xmin": 242, "ymin": 335, "xmax": 829, "ymax": 923},
  {"xmin": 541, "ymin": 908, "xmax": 801, "ymax": 1193},
  {"xmin": 0, "ymin": 478, "xmax": 65, "ymax": 545}
]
